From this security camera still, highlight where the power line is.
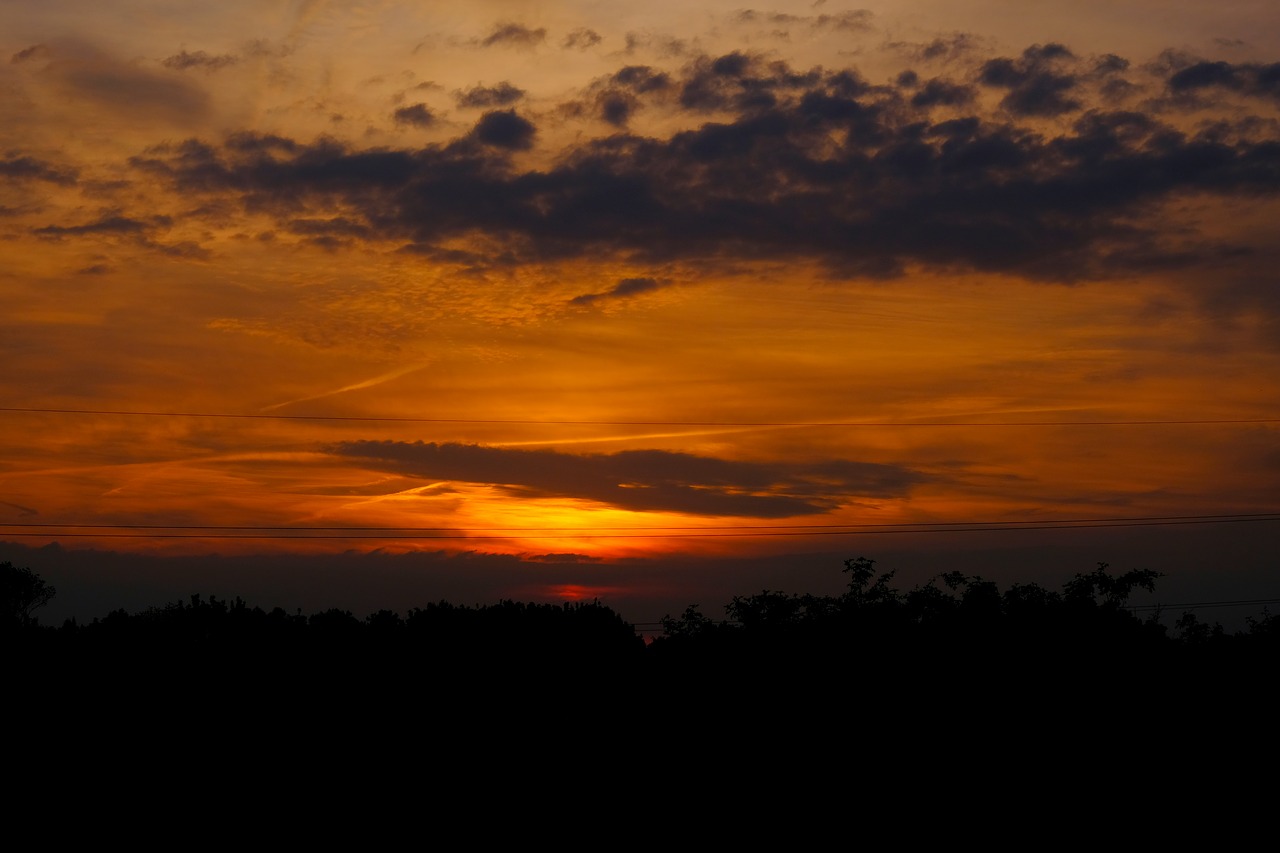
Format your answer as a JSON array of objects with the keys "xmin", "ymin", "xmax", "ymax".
[
  {"xmin": 2, "ymin": 406, "xmax": 1278, "ymax": 428},
  {"xmin": 1129, "ymin": 598, "xmax": 1280, "ymax": 612},
  {"xmin": 632, "ymin": 596, "xmax": 1280, "ymax": 630}
]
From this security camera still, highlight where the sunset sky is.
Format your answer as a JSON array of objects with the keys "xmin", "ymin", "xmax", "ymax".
[{"xmin": 3, "ymin": 1, "xmax": 1278, "ymax": 625}]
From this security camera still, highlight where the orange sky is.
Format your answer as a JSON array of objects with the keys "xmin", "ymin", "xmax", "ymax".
[{"xmin": 3, "ymin": 1, "xmax": 1278, "ymax": 623}]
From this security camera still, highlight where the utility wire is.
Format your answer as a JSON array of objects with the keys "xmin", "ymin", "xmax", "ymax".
[{"xmin": 1129, "ymin": 598, "xmax": 1280, "ymax": 612}]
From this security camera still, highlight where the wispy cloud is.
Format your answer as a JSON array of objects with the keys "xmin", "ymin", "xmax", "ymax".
[{"xmin": 263, "ymin": 364, "xmax": 430, "ymax": 412}]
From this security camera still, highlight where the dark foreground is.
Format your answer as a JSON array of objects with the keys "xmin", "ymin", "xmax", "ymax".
[{"xmin": 8, "ymin": 558, "xmax": 1274, "ymax": 798}]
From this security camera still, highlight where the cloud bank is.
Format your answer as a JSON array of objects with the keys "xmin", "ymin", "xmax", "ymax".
[
  {"xmin": 328, "ymin": 441, "xmax": 928, "ymax": 517},
  {"xmin": 112, "ymin": 46, "xmax": 1278, "ymax": 284}
]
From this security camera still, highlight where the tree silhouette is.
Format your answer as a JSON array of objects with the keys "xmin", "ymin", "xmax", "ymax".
[
  {"xmin": 1, "ymin": 562, "xmax": 55, "ymax": 630},
  {"xmin": 1062, "ymin": 562, "xmax": 1161, "ymax": 608}
]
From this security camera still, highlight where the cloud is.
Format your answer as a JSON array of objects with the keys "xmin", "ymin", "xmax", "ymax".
[
  {"xmin": 284, "ymin": 216, "xmax": 374, "ymax": 246},
  {"xmin": 1093, "ymin": 54, "xmax": 1130, "ymax": 75},
  {"xmin": 0, "ymin": 500, "xmax": 38, "ymax": 517},
  {"xmin": 978, "ymin": 43, "xmax": 1082, "ymax": 116},
  {"xmin": 327, "ymin": 441, "xmax": 927, "ymax": 517},
  {"xmin": 678, "ymin": 51, "xmax": 822, "ymax": 112},
  {"xmin": 31, "ymin": 209, "xmax": 205, "ymax": 258},
  {"xmin": 45, "ymin": 53, "xmax": 210, "ymax": 123},
  {"xmin": 525, "ymin": 553, "xmax": 603, "ymax": 563},
  {"xmin": 570, "ymin": 277, "xmax": 666, "ymax": 305},
  {"xmin": 909, "ymin": 78, "xmax": 975, "ymax": 108},
  {"xmin": 583, "ymin": 66, "xmax": 673, "ymax": 126},
  {"xmin": 456, "ymin": 82, "xmax": 525, "ymax": 109},
  {"xmin": 34, "ymin": 213, "xmax": 165, "ymax": 238},
  {"xmin": 887, "ymin": 33, "xmax": 981, "ymax": 63},
  {"xmin": 162, "ymin": 50, "xmax": 239, "ymax": 71},
  {"xmin": 733, "ymin": 9, "xmax": 874, "ymax": 33},
  {"xmin": 480, "ymin": 23, "xmax": 547, "ymax": 49},
  {"xmin": 471, "ymin": 109, "xmax": 536, "ymax": 149},
  {"xmin": 622, "ymin": 32, "xmax": 689, "ymax": 58},
  {"xmin": 596, "ymin": 91, "xmax": 638, "ymax": 126},
  {"xmin": 127, "ymin": 49, "xmax": 1280, "ymax": 282},
  {"xmin": 563, "ymin": 28, "xmax": 602, "ymax": 50},
  {"xmin": 813, "ymin": 11, "xmax": 875, "ymax": 32},
  {"xmin": 1164, "ymin": 59, "xmax": 1280, "ymax": 100},
  {"xmin": 0, "ymin": 155, "xmax": 78, "ymax": 185},
  {"xmin": 393, "ymin": 103, "xmax": 435, "ymax": 127},
  {"xmin": 11, "ymin": 44, "xmax": 51, "ymax": 64},
  {"xmin": 612, "ymin": 66, "xmax": 672, "ymax": 93}
]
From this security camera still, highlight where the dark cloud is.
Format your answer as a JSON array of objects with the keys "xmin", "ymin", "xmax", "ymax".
[
  {"xmin": 34, "ymin": 213, "xmax": 166, "ymax": 238},
  {"xmin": 49, "ymin": 57, "xmax": 210, "ymax": 123},
  {"xmin": 300, "ymin": 234, "xmax": 344, "ymax": 251},
  {"xmin": 596, "ymin": 91, "xmax": 638, "ymax": 127},
  {"xmin": 679, "ymin": 52, "xmax": 821, "ymax": 112},
  {"xmin": 76, "ymin": 263, "xmax": 113, "ymax": 275},
  {"xmin": 129, "ymin": 50, "xmax": 1280, "ymax": 282},
  {"xmin": 152, "ymin": 240, "xmax": 210, "ymax": 259},
  {"xmin": 1149, "ymin": 47, "xmax": 1198, "ymax": 77},
  {"xmin": 613, "ymin": 66, "xmax": 672, "ymax": 94},
  {"xmin": 225, "ymin": 132, "xmax": 301, "ymax": 154},
  {"xmin": 11, "ymin": 44, "xmax": 51, "ymax": 64},
  {"xmin": 162, "ymin": 50, "xmax": 238, "ymax": 71},
  {"xmin": 31, "ymin": 210, "xmax": 203, "ymax": 258},
  {"xmin": 605, "ymin": 276, "xmax": 661, "ymax": 297},
  {"xmin": 814, "ymin": 11, "xmax": 875, "ymax": 32},
  {"xmin": 1091, "ymin": 55, "xmax": 1135, "ymax": 100},
  {"xmin": 286, "ymin": 217, "xmax": 372, "ymax": 239},
  {"xmin": 622, "ymin": 32, "xmax": 688, "ymax": 58},
  {"xmin": 393, "ymin": 103, "xmax": 435, "ymax": 127},
  {"xmin": 978, "ymin": 43, "xmax": 1082, "ymax": 116},
  {"xmin": 888, "ymin": 33, "xmax": 980, "ymax": 63},
  {"xmin": 1166, "ymin": 59, "xmax": 1280, "ymax": 100},
  {"xmin": 571, "ymin": 67, "xmax": 672, "ymax": 128},
  {"xmin": 471, "ymin": 109, "xmax": 536, "ymax": 149},
  {"xmin": 570, "ymin": 277, "xmax": 665, "ymax": 305},
  {"xmin": 1170, "ymin": 61, "xmax": 1244, "ymax": 91},
  {"xmin": 456, "ymin": 82, "xmax": 526, "ymax": 109},
  {"xmin": 480, "ymin": 23, "xmax": 547, "ymax": 49},
  {"xmin": 734, "ymin": 10, "xmax": 804, "ymax": 27},
  {"xmin": 1093, "ymin": 54, "xmax": 1130, "ymax": 75},
  {"xmin": 396, "ymin": 242, "xmax": 508, "ymax": 270},
  {"xmin": 563, "ymin": 28, "xmax": 602, "ymax": 50},
  {"xmin": 129, "ymin": 137, "xmax": 418, "ymax": 200},
  {"xmin": 0, "ymin": 500, "xmax": 37, "ymax": 517},
  {"xmin": 734, "ymin": 10, "xmax": 873, "ymax": 32},
  {"xmin": 525, "ymin": 553, "xmax": 603, "ymax": 564},
  {"xmin": 327, "ymin": 441, "xmax": 926, "ymax": 517},
  {"xmin": 242, "ymin": 39, "xmax": 294, "ymax": 60},
  {"xmin": 909, "ymin": 78, "xmax": 975, "ymax": 108},
  {"xmin": 0, "ymin": 154, "xmax": 78, "ymax": 185}
]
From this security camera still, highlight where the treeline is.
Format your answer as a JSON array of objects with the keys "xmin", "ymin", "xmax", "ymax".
[
  {"xmin": 8, "ymin": 556, "xmax": 1278, "ymax": 752},
  {"xmin": 644, "ymin": 559, "xmax": 1277, "ymax": 741},
  {"xmin": 7, "ymin": 558, "xmax": 1277, "ymax": 672},
  {"xmin": 650, "ymin": 558, "xmax": 1278, "ymax": 679},
  {"xmin": 11, "ymin": 557, "xmax": 1274, "ymax": 773},
  {"xmin": 11, "ymin": 592, "xmax": 646, "ymax": 679}
]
